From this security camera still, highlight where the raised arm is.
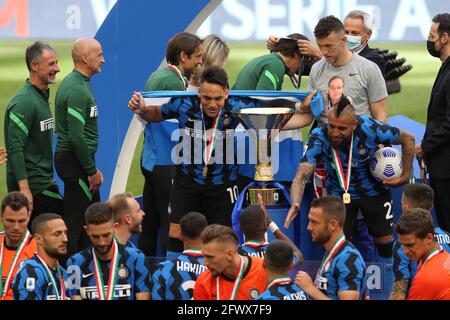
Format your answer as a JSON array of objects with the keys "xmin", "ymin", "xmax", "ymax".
[{"xmin": 128, "ymin": 91, "xmax": 164, "ymax": 122}]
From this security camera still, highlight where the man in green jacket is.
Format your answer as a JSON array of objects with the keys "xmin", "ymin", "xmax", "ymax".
[
  {"xmin": 4, "ymin": 41, "xmax": 63, "ymax": 225},
  {"xmin": 54, "ymin": 38, "xmax": 105, "ymax": 256}
]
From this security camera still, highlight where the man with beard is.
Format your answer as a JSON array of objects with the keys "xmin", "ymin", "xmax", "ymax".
[
  {"xmin": 66, "ymin": 203, "xmax": 149, "ymax": 300},
  {"xmin": 4, "ymin": 41, "xmax": 63, "ymax": 223},
  {"xmin": 193, "ymin": 224, "xmax": 267, "ymax": 300},
  {"xmin": 295, "ymin": 196, "xmax": 367, "ymax": 300},
  {"xmin": 286, "ymin": 96, "xmax": 414, "ymax": 295},
  {"xmin": 0, "ymin": 192, "xmax": 37, "ymax": 300},
  {"xmin": 108, "ymin": 192, "xmax": 145, "ymax": 249},
  {"xmin": 54, "ymin": 38, "xmax": 105, "ymax": 256},
  {"xmin": 12, "ymin": 213, "xmax": 70, "ymax": 300},
  {"xmin": 140, "ymin": 32, "xmax": 203, "ymax": 259}
]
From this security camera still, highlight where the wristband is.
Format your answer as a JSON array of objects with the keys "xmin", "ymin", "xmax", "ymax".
[{"xmin": 268, "ymin": 221, "xmax": 279, "ymax": 233}]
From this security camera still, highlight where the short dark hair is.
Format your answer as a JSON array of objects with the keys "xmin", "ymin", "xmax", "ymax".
[
  {"xmin": 25, "ymin": 41, "xmax": 56, "ymax": 71},
  {"xmin": 201, "ymin": 224, "xmax": 239, "ymax": 247},
  {"xmin": 265, "ymin": 240, "xmax": 293, "ymax": 273},
  {"xmin": 1, "ymin": 191, "xmax": 29, "ymax": 213},
  {"xmin": 272, "ymin": 33, "xmax": 309, "ymax": 58},
  {"xmin": 432, "ymin": 13, "xmax": 450, "ymax": 36},
  {"xmin": 166, "ymin": 32, "xmax": 202, "ymax": 65},
  {"xmin": 402, "ymin": 184, "xmax": 434, "ymax": 211},
  {"xmin": 180, "ymin": 212, "xmax": 208, "ymax": 240},
  {"xmin": 32, "ymin": 213, "xmax": 63, "ymax": 235},
  {"xmin": 395, "ymin": 208, "xmax": 435, "ymax": 239},
  {"xmin": 239, "ymin": 205, "xmax": 266, "ymax": 237},
  {"xmin": 85, "ymin": 202, "xmax": 113, "ymax": 226},
  {"xmin": 314, "ymin": 15, "xmax": 345, "ymax": 39},
  {"xmin": 108, "ymin": 192, "xmax": 133, "ymax": 224},
  {"xmin": 199, "ymin": 66, "xmax": 229, "ymax": 89},
  {"xmin": 311, "ymin": 196, "xmax": 346, "ymax": 227}
]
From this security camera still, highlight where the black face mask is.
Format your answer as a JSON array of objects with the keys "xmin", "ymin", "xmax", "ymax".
[{"xmin": 427, "ymin": 37, "xmax": 441, "ymax": 58}]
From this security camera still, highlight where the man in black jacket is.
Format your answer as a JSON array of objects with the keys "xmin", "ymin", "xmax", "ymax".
[{"xmin": 415, "ymin": 13, "xmax": 450, "ymax": 232}]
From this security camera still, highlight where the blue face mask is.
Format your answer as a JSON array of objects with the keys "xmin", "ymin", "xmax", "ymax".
[{"xmin": 346, "ymin": 35, "xmax": 364, "ymax": 52}]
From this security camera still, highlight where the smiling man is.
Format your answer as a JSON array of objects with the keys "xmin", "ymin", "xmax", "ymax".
[
  {"xmin": 129, "ymin": 66, "xmax": 313, "ymax": 240},
  {"xmin": 54, "ymin": 38, "xmax": 106, "ymax": 257},
  {"xmin": 4, "ymin": 41, "xmax": 63, "ymax": 222}
]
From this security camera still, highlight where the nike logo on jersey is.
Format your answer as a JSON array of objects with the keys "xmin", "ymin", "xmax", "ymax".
[
  {"xmin": 349, "ymin": 73, "xmax": 358, "ymax": 77},
  {"xmin": 40, "ymin": 118, "xmax": 54, "ymax": 132},
  {"xmin": 82, "ymin": 272, "xmax": 94, "ymax": 279}
]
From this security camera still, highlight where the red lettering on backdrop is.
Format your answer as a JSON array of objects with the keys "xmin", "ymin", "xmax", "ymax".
[{"xmin": 0, "ymin": 0, "xmax": 28, "ymax": 37}]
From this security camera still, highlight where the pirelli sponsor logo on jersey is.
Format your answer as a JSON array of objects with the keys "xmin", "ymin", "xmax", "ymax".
[
  {"xmin": 176, "ymin": 260, "xmax": 207, "ymax": 275},
  {"xmin": 80, "ymin": 284, "xmax": 132, "ymax": 299},
  {"xmin": 90, "ymin": 106, "xmax": 98, "ymax": 118},
  {"xmin": 40, "ymin": 118, "xmax": 54, "ymax": 132}
]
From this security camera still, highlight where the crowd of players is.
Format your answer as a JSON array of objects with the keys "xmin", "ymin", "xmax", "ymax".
[{"xmin": 1, "ymin": 10, "xmax": 450, "ymax": 300}]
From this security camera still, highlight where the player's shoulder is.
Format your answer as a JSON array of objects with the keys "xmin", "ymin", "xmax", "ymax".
[
  {"xmin": 122, "ymin": 243, "xmax": 145, "ymax": 259},
  {"xmin": 67, "ymin": 247, "xmax": 91, "ymax": 265}
]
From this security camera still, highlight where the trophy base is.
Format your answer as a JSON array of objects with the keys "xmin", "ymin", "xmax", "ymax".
[{"xmin": 247, "ymin": 187, "xmax": 281, "ymax": 205}]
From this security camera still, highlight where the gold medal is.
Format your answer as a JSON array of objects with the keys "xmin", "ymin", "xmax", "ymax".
[
  {"xmin": 343, "ymin": 192, "xmax": 351, "ymax": 204},
  {"xmin": 202, "ymin": 166, "xmax": 208, "ymax": 177}
]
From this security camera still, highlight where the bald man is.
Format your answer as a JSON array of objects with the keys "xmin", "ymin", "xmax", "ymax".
[{"xmin": 54, "ymin": 38, "xmax": 105, "ymax": 256}]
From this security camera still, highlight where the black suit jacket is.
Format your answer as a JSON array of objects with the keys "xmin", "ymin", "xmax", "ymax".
[
  {"xmin": 422, "ymin": 57, "xmax": 450, "ymax": 179},
  {"xmin": 359, "ymin": 45, "xmax": 386, "ymax": 77}
]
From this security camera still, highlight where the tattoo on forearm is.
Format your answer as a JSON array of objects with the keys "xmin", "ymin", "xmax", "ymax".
[
  {"xmin": 291, "ymin": 163, "xmax": 315, "ymax": 204},
  {"xmin": 396, "ymin": 130, "xmax": 415, "ymax": 178},
  {"xmin": 390, "ymin": 279, "xmax": 408, "ymax": 299}
]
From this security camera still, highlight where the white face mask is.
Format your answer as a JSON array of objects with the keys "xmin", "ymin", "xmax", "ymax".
[{"xmin": 346, "ymin": 35, "xmax": 365, "ymax": 52}]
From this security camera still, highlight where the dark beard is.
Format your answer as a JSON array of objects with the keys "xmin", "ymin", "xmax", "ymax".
[
  {"xmin": 94, "ymin": 239, "xmax": 114, "ymax": 256},
  {"xmin": 46, "ymin": 247, "xmax": 66, "ymax": 260}
]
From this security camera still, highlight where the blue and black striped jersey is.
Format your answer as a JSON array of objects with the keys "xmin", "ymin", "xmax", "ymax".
[
  {"xmin": 65, "ymin": 244, "xmax": 149, "ymax": 300},
  {"xmin": 315, "ymin": 240, "xmax": 368, "ymax": 300},
  {"xmin": 160, "ymin": 96, "xmax": 260, "ymax": 186},
  {"xmin": 256, "ymin": 282, "xmax": 307, "ymax": 300},
  {"xmin": 302, "ymin": 116, "xmax": 400, "ymax": 199},
  {"xmin": 12, "ymin": 256, "xmax": 70, "ymax": 300},
  {"xmin": 151, "ymin": 249, "xmax": 206, "ymax": 300},
  {"xmin": 238, "ymin": 241, "xmax": 268, "ymax": 258}
]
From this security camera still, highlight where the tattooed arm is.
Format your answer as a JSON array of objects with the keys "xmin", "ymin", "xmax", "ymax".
[
  {"xmin": 384, "ymin": 129, "xmax": 415, "ymax": 187},
  {"xmin": 389, "ymin": 279, "xmax": 409, "ymax": 300},
  {"xmin": 284, "ymin": 162, "xmax": 315, "ymax": 228}
]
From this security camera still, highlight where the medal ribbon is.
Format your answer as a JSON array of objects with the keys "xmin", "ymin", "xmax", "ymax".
[
  {"xmin": 35, "ymin": 253, "xmax": 66, "ymax": 300},
  {"xmin": 92, "ymin": 239, "xmax": 120, "ymax": 300},
  {"xmin": 242, "ymin": 240, "xmax": 268, "ymax": 248},
  {"xmin": 167, "ymin": 64, "xmax": 188, "ymax": 89},
  {"xmin": 331, "ymin": 133, "xmax": 353, "ymax": 195},
  {"xmin": 267, "ymin": 276, "xmax": 292, "ymax": 289},
  {"xmin": 200, "ymin": 107, "xmax": 223, "ymax": 169},
  {"xmin": 0, "ymin": 229, "xmax": 31, "ymax": 297},
  {"xmin": 216, "ymin": 255, "xmax": 246, "ymax": 300},
  {"xmin": 418, "ymin": 245, "xmax": 442, "ymax": 270},
  {"xmin": 182, "ymin": 248, "xmax": 203, "ymax": 257},
  {"xmin": 314, "ymin": 234, "xmax": 346, "ymax": 285}
]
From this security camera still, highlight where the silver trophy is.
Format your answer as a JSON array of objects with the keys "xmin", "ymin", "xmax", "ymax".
[{"xmin": 237, "ymin": 107, "xmax": 295, "ymax": 205}]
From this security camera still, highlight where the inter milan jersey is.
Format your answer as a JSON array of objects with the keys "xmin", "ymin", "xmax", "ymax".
[
  {"xmin": 151, "ymin": 249, "xmax": 206, "ymax": 300},
  {"xmin": 66, "ymin": 244, "xmax": 149, "ymax": 300},
  {"xmin": 302, "ymin": 115, "xmax": 400, "ymax": 199},
  {"xmin": 255, "ymin": 282, "xmax": 307, "ymax": 300},
  {"xmin": 238, "ymin": 241, "xmax": 268, "ymax": 258},
  {"xmin": 315, "ymin": 240, "xmax": 367, "ymax": 300},
  {"xmin": 160, "ymin": 96, "xmax": 260, "ymax": 186},
  {"xmin": 393, "ymin": 227, "xmax": 450, "ymax": 289},
  {"xmin": 12, "ymin": 256, "xmax": 70, "ymax": 300}
]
